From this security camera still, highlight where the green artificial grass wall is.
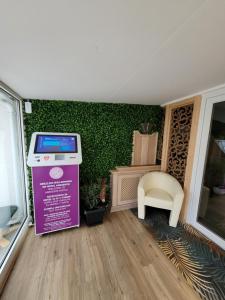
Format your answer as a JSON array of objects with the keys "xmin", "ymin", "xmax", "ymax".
[{"xmin": 23, "ymin": 99, "xmax": 163, "ymax": 217}]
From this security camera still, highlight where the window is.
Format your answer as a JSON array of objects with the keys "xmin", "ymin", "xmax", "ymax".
[{"xmin": 0, "ymin": 90, "xmax": 27, "ymax": 267}]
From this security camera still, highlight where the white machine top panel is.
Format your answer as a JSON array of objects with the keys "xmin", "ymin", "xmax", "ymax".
[{"xmin": 27, "ymin": 132, "xmax": 82, "ymax": 167}]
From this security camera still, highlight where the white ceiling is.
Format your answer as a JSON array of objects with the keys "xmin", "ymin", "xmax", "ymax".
[{"xmin": 1, "ymin": 0, "xmax": 225, "ymax": 105}]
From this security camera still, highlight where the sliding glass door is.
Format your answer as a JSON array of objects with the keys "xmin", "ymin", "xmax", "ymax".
[
  {"xmin": 197, "ymin": 101, "xmax": 225, "ymax": 238},
  {"xmin": 0, "ymin": 89, "xmax": 28, "ymax": 269},
  {"xmin": 189, "ymin": 90, "xmax": 225, "ymax": 249}
]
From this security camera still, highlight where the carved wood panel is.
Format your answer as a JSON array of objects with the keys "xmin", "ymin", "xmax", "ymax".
[
  {"xmin": 157, "ymin": 109, "xmax": 165, "ymax": 161},
  {"xmin": 167, "ymin": 104, "xmax": 194, "ymax": 186}
]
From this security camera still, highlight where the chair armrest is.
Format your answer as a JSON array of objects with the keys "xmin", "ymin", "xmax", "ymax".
[
  {"xmin": 138, "ymin": 184, "xmax": 145, "ymax": 200},
  {"xmin": 138, "ymin": 176, "xmax": 145, "ymax": 189},
  {"xmin": 172, "ymin": 191, "xmax": 184, "ymax": 212}
]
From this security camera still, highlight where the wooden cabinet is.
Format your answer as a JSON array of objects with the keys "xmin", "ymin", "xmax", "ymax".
[{"xmin": 110, "ymin": 165, "xmax": 161, "ymax": 212}]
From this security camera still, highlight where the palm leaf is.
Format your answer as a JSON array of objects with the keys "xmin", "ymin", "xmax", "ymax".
[
  {"xmin": 158, "ymin": 239, "xmax": 215, "ymax": 296},
  {"xmin": 132, "ymin": 208, "xmax": 225, "ymax": 300}
]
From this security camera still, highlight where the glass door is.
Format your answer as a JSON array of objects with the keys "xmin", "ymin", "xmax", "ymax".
[
  {"xmin": 197, "ymin": 102, "xmax": 225, "ymax": 238},
  {"xmin": 0, "ymin": 89, "xmax": 28, "ymax": 269},
  {"xmin": 189, "ymin": 90, "xmax": 225, "ymax": 250}
]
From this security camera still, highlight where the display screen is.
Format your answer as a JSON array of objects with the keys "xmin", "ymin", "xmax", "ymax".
[{"xmin": 34, "ymin": 135, "xmax": 77, "ymax": 153}]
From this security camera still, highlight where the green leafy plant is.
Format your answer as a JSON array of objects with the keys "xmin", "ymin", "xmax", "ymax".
[
  {"xmin": 80, "ymin": 178, "xmax": 109, "ymax": 210},
  {"xmin": 80, "ymin": 182, "xmax": 100, "ymax": 210},
  {"xmin": 139, "ymin": 122, "xmax": 155, "ymax": 134}
]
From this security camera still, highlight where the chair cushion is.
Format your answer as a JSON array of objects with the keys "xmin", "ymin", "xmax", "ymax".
[{"xmin": 144, "ymin": 188, "xmax": 173, "ymax": 210}]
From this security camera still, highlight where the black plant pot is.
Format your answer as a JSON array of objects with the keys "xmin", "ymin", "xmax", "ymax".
[{"xmin": 84, "ymin": 207, "xmax": 106, "ymax": 226}]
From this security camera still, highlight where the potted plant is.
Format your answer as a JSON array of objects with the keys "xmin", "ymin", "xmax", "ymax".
[
  {"xmin": 139, "ymin": 122, "xmax": 154, "ymax": 134},
  {"xmin": 81, "ymin": 178, "xmax": 109, "ymax": 226}
]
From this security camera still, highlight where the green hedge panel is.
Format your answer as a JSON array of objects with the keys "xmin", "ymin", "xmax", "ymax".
[{"xmin": 23, "ymin": 100, "xmax": 163, "ymax": 217}]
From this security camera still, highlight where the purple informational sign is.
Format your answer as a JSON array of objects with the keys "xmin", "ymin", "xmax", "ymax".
[{"xmin": 32, "ymin": 165, "xmax": 79, "ymax": 234}]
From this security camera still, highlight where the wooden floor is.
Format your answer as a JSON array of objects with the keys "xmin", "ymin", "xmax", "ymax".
[{"xmin": 1, "ymin": 210, "xmax": 200, "ymax": 300}]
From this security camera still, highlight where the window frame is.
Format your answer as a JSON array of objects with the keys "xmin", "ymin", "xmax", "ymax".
[{"xmin": 0, "ymin": 81, "xmax": 29, "ymax": 292}]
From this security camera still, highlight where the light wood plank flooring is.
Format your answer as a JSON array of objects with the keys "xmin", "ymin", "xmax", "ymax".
[{"xmin": 1, "ymin": 210, "xmax": 200, "ymax": 300}]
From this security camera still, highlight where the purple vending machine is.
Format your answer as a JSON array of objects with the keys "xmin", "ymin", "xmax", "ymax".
[{"xmin": 27, "ymin": 132, "xmax": 82, "ymax": 235}]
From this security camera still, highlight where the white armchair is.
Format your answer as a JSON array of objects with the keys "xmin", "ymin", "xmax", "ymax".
[{"xmin": 138, "ymin": 171, "xmax": 184, "ymax": 227}]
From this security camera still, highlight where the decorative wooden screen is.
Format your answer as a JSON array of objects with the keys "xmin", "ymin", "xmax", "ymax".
[
  {"xmin": 161, "ymin": 96, "xmax": 202, "ymax": 221},
  {"xmin": 167, "ymin": 104, "xmax": 194, "ymax": 186},
  {"xmin": 157, "ymin": 111, "xmax": 165, "ymax": 161}
]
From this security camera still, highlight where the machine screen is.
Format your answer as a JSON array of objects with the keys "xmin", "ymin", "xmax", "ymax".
[{"xmin": 34, "ymin": 135, "xmax": 77, "ymax": 153}]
